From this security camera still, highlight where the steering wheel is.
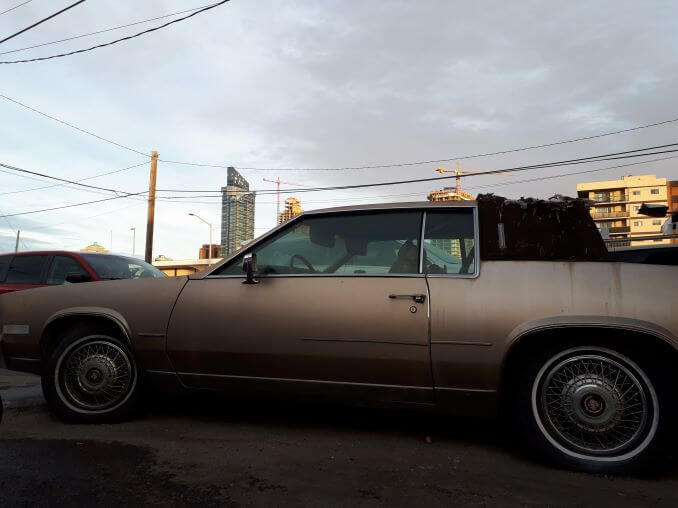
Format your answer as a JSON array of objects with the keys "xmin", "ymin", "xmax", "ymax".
[{"xmin": 290, "ymin": 254, "xmax": 316, "ymax": 272}]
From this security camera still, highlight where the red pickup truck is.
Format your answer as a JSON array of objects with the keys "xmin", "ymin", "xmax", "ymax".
[{"xmin": 0, "ymin": 251, "xmax": 165, "ymax": 295}]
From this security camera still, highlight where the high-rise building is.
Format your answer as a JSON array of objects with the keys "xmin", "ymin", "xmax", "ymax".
[
  {"xmin": 576, "ymin": 174, "xmax": 669, "ymax": 245},
  {"xmin": 427, "ymin": 187, "xmax": 475, "ymax": 202},
  {"xmin": 221, "ymin": 167, "xmax": 255, "ymax": 256},
  {"xmin": 278, "ymin": 197, "xmax": 303, "ymax": 224}
]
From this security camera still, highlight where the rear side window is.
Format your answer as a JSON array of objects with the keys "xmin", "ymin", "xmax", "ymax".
[
  {"xmin": 0, "ymin": 255, "xmax": 11, "ymax": 282},
  {"xmin": 5, "ymin": 255, "xmax": 49, "ymax": 284},
  {"xmin": 423, "ymin": 209, "xmax": 476, "ymax": 275},
  {"xmin": 47, "ymin": 255, "xmax": 90, "ymax": 285}
]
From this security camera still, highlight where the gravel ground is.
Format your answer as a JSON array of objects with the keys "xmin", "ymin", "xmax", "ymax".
[{"xmin": 1, "ymin": 368, "xmax": 677, "ymax": 507}]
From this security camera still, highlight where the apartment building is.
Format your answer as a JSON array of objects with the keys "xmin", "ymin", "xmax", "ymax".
[{"xmin": 576, "ymin": 174, "xmax": 668, "ymax": 245}]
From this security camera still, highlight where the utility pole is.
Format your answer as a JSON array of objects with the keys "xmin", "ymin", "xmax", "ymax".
[
  {"xmin": 145, "ymin": 151, "xmax": 158, "ymax": 264},
  {"xmin": 14, "ymin": 230, "xmax": 20, "ymax": 253}
]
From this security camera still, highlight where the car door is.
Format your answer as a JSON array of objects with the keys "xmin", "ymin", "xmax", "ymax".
[
  {"xmin": 166, "ymin": 210, "xmax": 433, "ymax": 404},
  {"xmin": 422, "ymin": 207, "xmax": 495, "ymax": 410},
  {"xmin": 0, "ymin": 254, "xmax": 50, "ymax": 294}
]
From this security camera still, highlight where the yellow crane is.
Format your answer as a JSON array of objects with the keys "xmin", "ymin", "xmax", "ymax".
[
  {"xmin": 434, "ymin": 162, "xmax": 483, "ymax": 200},
  {"xmin": 435, "ymin": 162, "xmax": 514, "ymax": 200},
  {"xmin": 262, "ymin": 177, "xmax": 312, "ymax": 219}
]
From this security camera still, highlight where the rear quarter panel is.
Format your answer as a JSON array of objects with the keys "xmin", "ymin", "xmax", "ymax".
[{"xmin": 428, "ymin": 261, "xmax": 678, "ymax": 393}]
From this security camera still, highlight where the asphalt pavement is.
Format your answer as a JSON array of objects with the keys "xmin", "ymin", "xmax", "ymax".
[{"xmin": 1, "ymin": 368, "xmax": 678, "ymax": 507}]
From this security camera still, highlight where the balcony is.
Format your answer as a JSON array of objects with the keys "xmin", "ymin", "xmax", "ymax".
[
  {"xmin": 589, "ymin": 191, "xmax": 629, "ymax": 204},
  {"xmin": 608, "ymin": 226, "xmax": 631, "ymax": 234},
  {"xmin": 591, "ymin": 211, "xmax": 629, "ymax": 219}
]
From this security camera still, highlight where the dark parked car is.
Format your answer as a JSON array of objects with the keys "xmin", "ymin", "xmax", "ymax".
[
  {"xmin": 0, "ymin": 251, "xmax": 165, "ymax": 295},
  {"xmin": 0, "ymin": 197, "xmax": 676, "ymax": 474},
  {"xmin": 609, "ymin": 243, "xmax": 678, "ymax": 265}
]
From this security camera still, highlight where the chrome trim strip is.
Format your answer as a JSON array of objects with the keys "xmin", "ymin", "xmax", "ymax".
[
  {"xmin": 202, "ymin": 204, "xmax": 478, "ymax": 278},
  {"xmin": 435, "ymin": 387, "xmax": 497, "ymax": 393},
  {"xmin": 419, "ymin": 211, "xmax": 427, "ymax": 274},
  {"xmin": 301, "ymin": 337, "xmax": 427, "ymax": 346},
  {"xmin": 2, "ymin": 324, "xmax": 29, "ymax": 335},
  {"xmin": 177, "ymin": 372, "xmax": 433, "ymax": 391},
  {"xmin": 431, "ymin": 340, "xmax": 492, "ymax": 347},
  {"xmin": 5, "ymin": 356, "xmax": 41, "ymax": 363}
]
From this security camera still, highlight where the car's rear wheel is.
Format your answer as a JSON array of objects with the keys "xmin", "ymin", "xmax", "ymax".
[
  {"xmin": 42, "ymin": 324, "xmax": 140, "ymax": 423},
  {"xmin": 514, "ymin": 345, "xmax": 671, "ymax": 473}
]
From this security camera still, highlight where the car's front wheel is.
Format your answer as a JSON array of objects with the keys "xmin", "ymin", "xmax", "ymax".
[
  {"xmin": 42, "ymin": 325, "xmax": 140, "ymax": 423},
  {"xmin": 515, "ymin": 345, "xmax": 671, "ymax": 473}
]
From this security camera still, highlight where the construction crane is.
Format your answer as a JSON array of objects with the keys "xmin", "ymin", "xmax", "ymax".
[
  {"xmin": 262, "ymin": 177, "xmax": 312, "ymax": 219},
  {"xmin": 435, "ymin": 162, "xmax": 514, "ymax": 199}
]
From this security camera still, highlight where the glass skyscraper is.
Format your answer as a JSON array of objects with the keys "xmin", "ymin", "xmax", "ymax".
[{"xmin": 221, "ymin": 167, "xmax": 255, "ymax": 256}]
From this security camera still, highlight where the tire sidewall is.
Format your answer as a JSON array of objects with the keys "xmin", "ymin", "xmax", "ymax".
[
  {"xmin": 515, "ymin": 344, "xmax": 669, "ymax": 474},
  {"xmin": 43, "ymin": 326, "xmax": 140, "ymax": 423}
]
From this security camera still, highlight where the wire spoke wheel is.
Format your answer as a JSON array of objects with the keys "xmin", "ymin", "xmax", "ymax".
[
  {"xmin": 532, "ymin": 347, "xmax": 658, "ymax": 461},
  {"xmin": 56, "ymin": 338, "xmax": 134, "ymax": 413}
]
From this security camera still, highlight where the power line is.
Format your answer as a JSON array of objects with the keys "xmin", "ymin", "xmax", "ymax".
[
  {"xmin": 0, "ymin": 161, "xmax": 144, "ymax": 196},
  {"xmin": 157, "ymin": 154, "xmax": 678, "ymax": 206},
  {"xmin": 0, "ymin": 1, "xmax": 86, "ymax": 45},
  {"xmin": 159, "ymin": 117, "xmax": 678, "ymax": 171},
  {"xmin": 0, "ymin": 2, "xmax": 219, "ymax": 56},
  {"xmin": 0, "ymin": 0, "xmax": 231, "ymax": 64},
  {"xmin": 0, "ymin": 161, "xmax": 147, "ymax": 196},
  {"xmin": 28, "ymin": 201, "xmax": 146, "ymax": 231},
  {"xmin": 0, "ymin": 1, "xmax": 33, "ymax": 17},
  {"xmin": 0, "ymin": 191, "xmax": 148, "ymax": 219},
  {"xmin": 0, "ymin": 93, "xmax": 149, "ymax": 156},
  {"xmin": 154, "ymin": 143, "xmax": 678, "ymax": 195}
]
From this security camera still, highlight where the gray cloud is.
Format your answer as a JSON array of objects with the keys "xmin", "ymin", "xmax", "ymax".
[{"xmin": 1, "ymin": 0, "xmax": 677, "ymax": 258}]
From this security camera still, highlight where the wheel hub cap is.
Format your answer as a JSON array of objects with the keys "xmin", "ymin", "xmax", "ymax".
[
  {"xmin": 60, "ymin": 340, "xmax": 133, "ymax": 412},
  {"xmin": 537, "ymin": 353, "xmax": 651, "ymax": 456}
]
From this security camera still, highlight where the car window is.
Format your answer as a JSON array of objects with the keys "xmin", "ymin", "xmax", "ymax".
[
  {"xmin": 80, "ymin": 254, "xmax": 166, "ymax": 279},
  {"xmin": 0, "ymin": 255, "xmax": 11, "ymax": 282},
  {"xmin": 47, "ymin": 255, "xmax": 90, "ymax": 285},
  {"xmin": 215, "ymin": 211, "xmax": 423, "ymax": 276},
  {"xmin": 5, "ymin": 255, "xmax": 49, "ymax": 284},
  {"xmin": 423, "ymin": 209, "xmax": 476, "ymax": 275}
]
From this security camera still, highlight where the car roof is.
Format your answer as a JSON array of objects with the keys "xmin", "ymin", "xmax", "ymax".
[{"xmin": 304, "ymin": 200, "xmax": 477, "ymax": 215}]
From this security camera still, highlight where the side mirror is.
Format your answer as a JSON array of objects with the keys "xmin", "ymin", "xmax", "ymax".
[
  {"xmin": 242, "ymin": 253, "xmax": 259, "ymax": 285},
  {"xmin": 65, "ymin": 272, "xmax": 93, "ymax": 284}
]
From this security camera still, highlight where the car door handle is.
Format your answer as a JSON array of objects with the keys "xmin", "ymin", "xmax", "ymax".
[{"xmin": 389, "ymin": 294, "xmax": 426, "ymax": 304}]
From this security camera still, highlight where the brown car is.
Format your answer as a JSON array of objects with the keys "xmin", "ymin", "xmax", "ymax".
[{"xmin": 0, "ymin": 197, "xmax": 676, "ymax": 473}]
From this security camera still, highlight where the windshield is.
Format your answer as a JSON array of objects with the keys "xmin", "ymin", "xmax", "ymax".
[{"xmin": 81, "ymin": 254, "xmax": 166, "ymax": 280}]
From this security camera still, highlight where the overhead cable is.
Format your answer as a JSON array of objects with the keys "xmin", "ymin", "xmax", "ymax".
[
  {"xmin": 0, "ymin": 93, "xmax": 149, "ymax": 156},
  {"xmin": 159, "ymin": 117, "xmax": 678, "ymax": 171},
  {"xmin": 0, "ymin": 161, "xmax": 147, "ymax": 196},
  {"xmin": 0, "ymin": 0, "xmax": 231, "ymax": 64},
  {"xmin": 0, "ymin": 2, "xmax": 218, "ymax": 56},
  {"xmin": 0, "ymin": 191, "xmax": 148, "ymax": 218},
  {"xmin": 0, "ymin": 1, "xmax": 33, "ymax": 17},
  {"xmin": 0, "ymin": 0, "xmax": 86, "ymax": 45},
  {"xmin": 0, "ymin": 161, "xmax": 143, "ymax": 196},
  {"xmin": 154, "ymin": 143, "xmax": 678, "ymax": 195}
]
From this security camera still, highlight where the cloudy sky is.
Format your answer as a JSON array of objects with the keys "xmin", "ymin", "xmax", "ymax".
[{"xmin": 1, "ymin": 0, "xmax": 677, "ymax": 259}]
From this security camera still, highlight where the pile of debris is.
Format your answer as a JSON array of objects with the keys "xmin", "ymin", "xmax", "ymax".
[{"xmin": 477, "ymin": 194, "xmax": 609, "ymax": 261}]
